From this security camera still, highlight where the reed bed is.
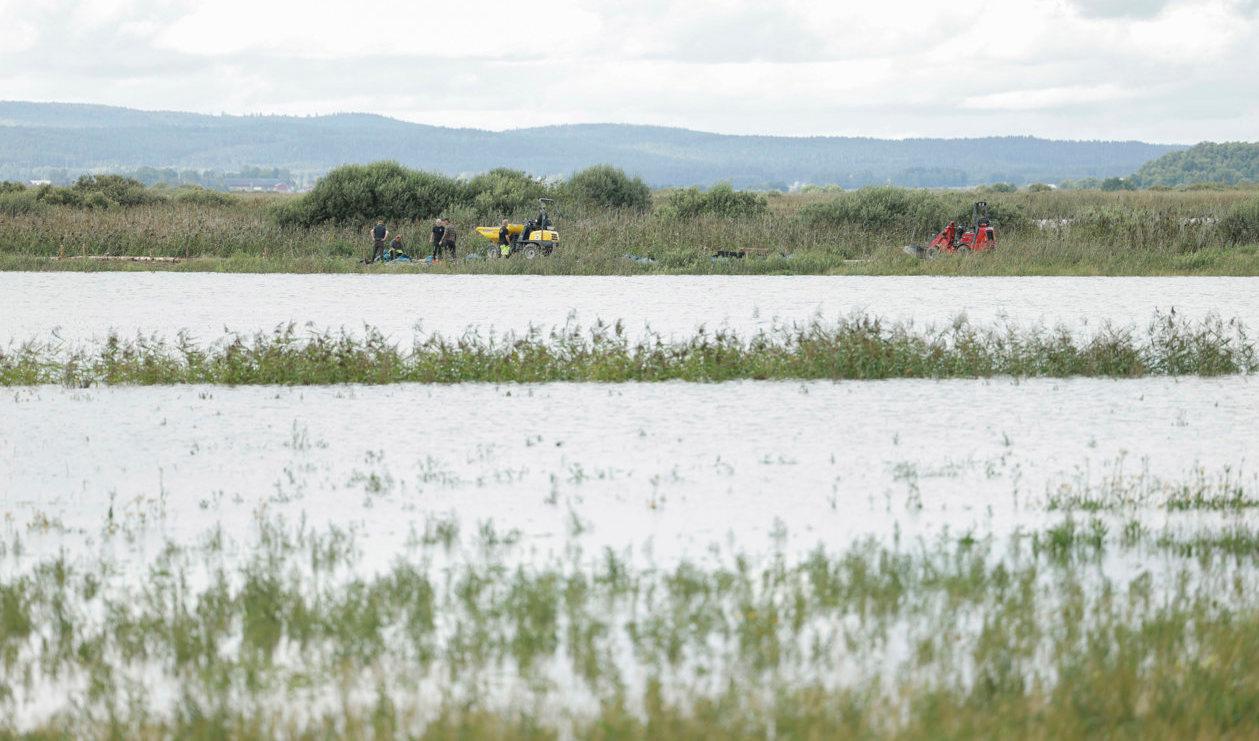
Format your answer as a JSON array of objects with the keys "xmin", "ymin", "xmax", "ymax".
[
  {"xmin": 3, "ymin": 469, "xmax": 1259, "ymax": 738},
  {"xmin": 1, "ymin": 313, "xmax": 1253, "ymax": 386},
  {"xmin": 3, "ymin": 188, "xmax": 1259, "ymax": 275}
]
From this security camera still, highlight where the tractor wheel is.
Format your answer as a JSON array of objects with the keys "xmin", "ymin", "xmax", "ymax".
[
  {"xmin": 957, "ymin": 246, "xmax": 973, "ymax": 255},
  {"xmin": 925, "ymin": 246, "xmax": 940, "ymax": 259},
  {"xmin": 523, "ymin": 244, "xmax": 539, "ymax": 260}
]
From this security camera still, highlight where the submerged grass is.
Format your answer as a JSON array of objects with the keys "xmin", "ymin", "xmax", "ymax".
[
  {"xmin": 1, "ymin": 313, "xmax": 1254, "ymax": 386},
  {"xmin": 3, "ymin": 499, "xmax": 1259, "ymax": 738}
]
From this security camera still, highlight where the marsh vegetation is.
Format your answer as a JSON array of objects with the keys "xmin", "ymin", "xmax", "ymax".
[
  {"xmin": 1, "ymin": 312, "xmax": 1254, "ymax": 386},
  {"xmin": 2, "ymin": 466, "xmax": 1258, "ymax": 737},
  {"xmin": 3, "ymin": 171, "xmax": 1259, "ymax": 275}
]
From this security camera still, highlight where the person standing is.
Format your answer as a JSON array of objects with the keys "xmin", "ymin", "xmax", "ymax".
[
  {"xmin": 430, "ymin": 218, "xmax": 445, "ymax": 261},
  {"xmin": 440, "ymin": 219, "xmax": 457, "ymax": 259},
  {"xmin": 367, "ymin": 220, "xmax": 388, "ymax": 263},
  {"xmin": 497, "ymin": 219, "xmax": 513, "ymax": 258}
]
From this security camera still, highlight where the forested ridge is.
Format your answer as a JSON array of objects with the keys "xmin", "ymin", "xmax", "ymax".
[
  {"xmin": 1133, "ymin": 142, "xmax": 1259, "ymax": 187},
  {"xmin": 1, "ymin": 101, "xmax": 1181, "ymax": 188}
]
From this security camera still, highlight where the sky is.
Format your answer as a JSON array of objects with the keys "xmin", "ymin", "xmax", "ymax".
[{"xmin": 0, "ymin": 0, "xmax": 1256, "ymax": 143}]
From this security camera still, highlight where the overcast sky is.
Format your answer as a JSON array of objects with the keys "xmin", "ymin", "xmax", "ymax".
[{"xmin": 1, "ymin": 0, "xmax": 1256, "ymax": 142}]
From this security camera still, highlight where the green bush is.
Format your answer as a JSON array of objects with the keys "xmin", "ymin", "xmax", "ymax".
[
  {"xmin": 564, "ymin": 165, "xmax": 651, "ymax": 212},
  {"xmin": 1026, "ymin": 183, "xmax": 1053, "ymax": 193},
  {"xmin": 269, "ymin": 196, "xmax": 312, "ymax": 228},
  {"xmin": 466, "ymin": 168, "xmax": 549, "ymax": 218},
  {"xmin": 1221, "ymin": 199, "xmax": 1259, "ymax": 245},
  {"xmin": 298, "ymin": 161, "xmax": 463, "ymax": 226},
  {"xmin": 658, "ymin": 183, "xmax": 767, "ymax": 219},
  {"xmin": 982, "ymin": 182, "xmax": 1018, "ymax": 193},
  {"xmin": 1101, "ymin": 177, "xmax": 1137, "ymax": 192},
  {"xmin": 172, "ymin": 186, "xmax": 235, "ymax": 207},
  {"xmin": 800, "ymin": 186, "xmax": 948, "ymax": 235},
  {"xmin": 0, "ymin": 189, "xmax": 46, "ymax": 216},
  {"xmin": 72, "ymin": 174, "xmax": 163, "ymax": 207},
  {"xmin": 0, "ymin": 181, "xmax": 27, "ymax": 194}
]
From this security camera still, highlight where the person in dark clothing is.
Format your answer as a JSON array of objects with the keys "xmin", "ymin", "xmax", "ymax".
[
  {"xmin": 367, "ymin": 220, "xmax": 388, "ymax": 263},
  {"xmin": 387, "ymin": 234, "xmax": 408, "ymax": 261},
  {"xmin": 497, "ymin": 219, "xmax": 513, "ymax": 258},
  {"xmin": 440, "ymin": 219, "xmax": 457, "ymax": 259},
  {"xmin": 430, "ymin": 219, "xmax": 445, "ymax": 260}
]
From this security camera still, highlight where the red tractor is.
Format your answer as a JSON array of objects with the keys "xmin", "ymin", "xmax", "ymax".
[{"xmin": 903, "ymin": 201, "xmax": 997, "ymax": 258}]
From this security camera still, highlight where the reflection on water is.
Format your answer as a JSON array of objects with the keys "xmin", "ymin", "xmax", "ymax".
[
  {"xmin": 4, "ymin": 377, "xmax": 1255, "ymax": 568},
  {"xmin": 3, "ymin": 273, "xmax": 1257, "ymax": 344}
]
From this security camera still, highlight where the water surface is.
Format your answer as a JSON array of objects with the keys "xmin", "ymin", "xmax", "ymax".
[
  {"xmin": 4, "ymin": 377, "xmax": 1254, "ymax": 568},
  {"xmin": 3, "ymin": 273, "xmax": 1255, "ymax": 344}
]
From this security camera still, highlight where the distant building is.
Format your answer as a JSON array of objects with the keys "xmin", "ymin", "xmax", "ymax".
[{"xmin": 223, "ymin": 177, "xmax": 292, "ymax": 192}]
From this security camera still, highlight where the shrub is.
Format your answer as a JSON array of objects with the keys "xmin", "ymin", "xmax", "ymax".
[
  {"xmin": 658, "ymin": 183, "xmax": 767, "ymax": 219},
  {"xmin": 1221, "ymin": 199, "xmax": 1259, "ymax": 245},
  {"xmin": 1101, "ymin": 177, "xmax": 1137, "ymax": 192},
  {"xmin": 800, "ymin": 186, "xmax": 948, "ymax": 235},
  {"xmin": 1026, "ymin": 183, "xmax": 1053, "ymax": 193},
  {"xmin": 0, "ymin": 181, "xmax": 27, "ymax": 194},
  {"xmin": 172, "ymin": 186, "xmax": 235, "ymax": 207},
  {"xmin": 72, "ymin": 174, "xmax": 163, "ymax": 207},
  {"xmin": 564, "ymin": 165, "xmax": 651, "ymax": 212},
  {"xmin": 982, "ymin": 182, "xmax": 1018, "ymax": 193},
  {"xmin": 0, "ymin": 189, "xmax": 46, "ymax": 216},
  {"xmin": 269, "ymin": 195, "xmax": 313, "ymax": 228},
  {"xmin": 466, "ymin": 169, "xmax": 549, "ymax": 218},
  {"xmin": 298, "ymin": 161, "xmax": 463, "ymax": 226}
]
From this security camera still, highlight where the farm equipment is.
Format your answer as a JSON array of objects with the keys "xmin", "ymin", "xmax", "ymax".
[
  {"xmin": 475, "ymin": 198, "xmax": 560, "ymax": 259},
  {"xmin": 903, "ymin": 201, "xmax": 997, "ymax": 258}
]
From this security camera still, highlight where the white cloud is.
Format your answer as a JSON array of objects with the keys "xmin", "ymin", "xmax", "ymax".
[
  {"xmin": 962, "ymin": 84, "xmax": 1141, "ymax": 111},
  {"xmin": 0, "ymin": 0, "xmax": 1256, "ymax": 142}
]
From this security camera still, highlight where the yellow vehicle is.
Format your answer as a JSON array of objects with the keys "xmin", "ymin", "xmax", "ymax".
[{"xmin": 475, "ymin": 199, "xmax": 559, "ymax": 259}]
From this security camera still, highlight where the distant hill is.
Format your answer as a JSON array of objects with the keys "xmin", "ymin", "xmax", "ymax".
[
  {"xmin": 1132, "ymin": 142, "xmax": 1259, "ymax": 187},
  {"xmin": 0, "ymin": 101, "xmax": 1184, "ymax": 188}
]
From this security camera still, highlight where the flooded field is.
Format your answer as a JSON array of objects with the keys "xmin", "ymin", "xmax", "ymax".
[
  {"xmin": 3, "ymin": 378, "xmax": 1257, "ymax": 563},
  {"xmin": 3, "ymin": 273, "xmax": 1258, "ymax": 343},
  {"xmin": 3, "ymin": 274, "xmax": 1258, "ymax": 736}
]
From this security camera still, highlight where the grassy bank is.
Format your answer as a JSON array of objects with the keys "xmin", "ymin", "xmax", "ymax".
[
  {"xmin": 2, "ymin": 313, "xmax": 1253, "ymax": 386},
  {"xmin": 3, "ymin": 187, "xmax": 1259, "ymax": 275},
  {"xmin": 4, "ymin": 470, "xmax": 1259, "ymax": 737}
]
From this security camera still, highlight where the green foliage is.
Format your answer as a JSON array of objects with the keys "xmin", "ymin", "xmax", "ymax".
[
  {"xmin": 1221, "ymin": 198, "xmax": 1259, "ymax": 245},
  {"xmin": 659, "ymin": 183, "xmax": 768, "ymax": 220},
  {"xmin": 0, "ymin": 189, "xmax": 46, "ymax": 217},
  {"xmin": 1101, "ymin": 177, "xmax": 1137, "ymax": 192},
  {"xmin": 0, "ymin": 181, "xmax": 26, "ymax": 194},
  {"xmin": 171, "ymin": 186, "xmax": 235, "ymax": 208},
  {"xmin": 800, "ymin": 186, "xmax": 949, "ymax": 236},
  {"xmin": 465, "ymin": 169, "xmax": 548, "ymax": 218},
  {"xmin": 72, "ymin": 174, "xmax": 162, "ymax": 207},
  {"xmin": 563, "ymin": 165, "xmax": 651, "ymax": 212},
  {"xmin": 1134, "ymin": 142, "xmax": 1259, "ymax": 187},
  {"xmin": 982, "ymin": 182, "xmax": 1018, "ymax": 193},
  {"xmin": 299, "ymin": 162, "xmax": 463, "ymax": 226},
  {"xmin": 1026, "ymin": 183, "xmax": 1053, "ymax": 193},
  {"xmin": 2, "ymin": 314, "xmax": 1252, "ymax": 386}
]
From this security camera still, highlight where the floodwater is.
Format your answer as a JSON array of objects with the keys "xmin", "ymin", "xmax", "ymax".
[
  {"xmin": 3, "ymin": 377, "xmax": 1255, "ymax": 569},
  {"xmin": 2, "ymin": 273, "xmax": 1257, "ymax": 344}
]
